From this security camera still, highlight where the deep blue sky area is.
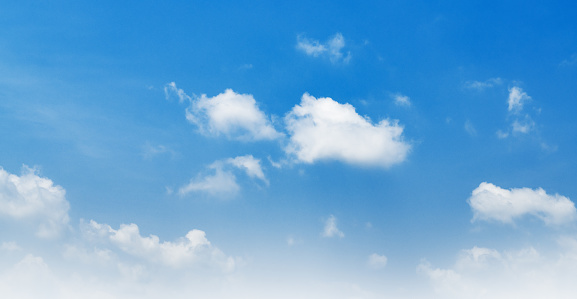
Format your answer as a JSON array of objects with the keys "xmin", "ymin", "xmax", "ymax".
[{"xmin": 1, "ymin": 1, "xmax": 577, "ymax": 298}]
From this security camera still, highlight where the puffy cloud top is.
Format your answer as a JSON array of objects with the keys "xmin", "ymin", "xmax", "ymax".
[
  {"xmin": 0, "ymin": 167, "xmax": 69, "ymax": 238},
  {"xmin": 468, "ymin": 182, "xmax": 576, "ymax": 225},
  {"xmin": 165, "ymin": 84, "xmax": 282, "ymax": 141},
  {"xmin": 285, "ymin": 93, "xmax": 410, "ymax": 168}
]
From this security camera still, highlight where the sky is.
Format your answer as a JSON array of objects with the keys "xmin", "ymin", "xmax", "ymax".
[{"xmin": 1, "ymin": 0, "xmax": 577, "ymax": 298}]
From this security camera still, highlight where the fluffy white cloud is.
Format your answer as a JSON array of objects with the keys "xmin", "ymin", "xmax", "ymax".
[
  {"xmin": 464, "ymin": 78, "xmax": 503, "ymax": 91},
  {"xmin": 82, "ymin": 220, "xmax": 236, "ymax": 271},
  {"xmin": 165, "ymin": 83, "xmax": 281, "ymax": 141},
  {"xmin": 0, "ymin": 167, "xmax": 69, "ymax": 238},
  {"xmin": 367, "ymin": 253, "xmax": 388, "ymax": 269},
  {"xmin": 178, "ymin": 155, "xmax": 268, "ymax": 198},
  {"xmin": 296, "ymin": 33, "xmax": 351, "ymax": 64},
  {"xmin": 392, "ymin": 93, "xmax": 411, "ymax": 107},
  {"xmin": 468, "ymin": 182, "xmax": 576, "ymax": 225},
  {"xmin": 508, "ymin": 86, "xmax": 531, "ymax": 113},
  {"xmin": 285, "ymin": 93, "xmax": 410, "ymax": 168},
  {"xmin": 322, "ymin": 215, "xmax": 344, "ymax": 238}
]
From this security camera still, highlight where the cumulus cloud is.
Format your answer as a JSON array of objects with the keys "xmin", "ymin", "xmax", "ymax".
[
  {"xmin": 507, "ymin": 86, "xmax": 531, "ymax": 113},
  {"xmin": 464, "ymin": 78, "xmax": 503, "ymax": 91},
  {"xmin": 164, "ymin": 83, "xmax": 281, "ymax": 141},
  {"xmin": 82, "ymin": 220, "xmax": 236, "ymax": 271},
  {"xmin": 322, "ymin": 215, "xmax": 344, "ymax": 238},
  {"xmin": 392, "ymin": 93, "xmax": 411, "ymax": 107},
  {"xmin": 296, "ymin": 33, "xmax": 351, "ymax": 64},
  {"xmin": 0, "ymin": 167, "xmax": 69, "ymax": 238},
  {"xmin": 367, "ymin": 253, "xmax": 388, "ymax": 269},
  {"xmin": 285, "ymin": 93, "xmax": 410, "ymax": 168},
  {"xmin": 468, "ymin": 182, "xmax": 576, "ymax": 225},
  {"xmin": 178, "ymin": 155, "xmax": 268, "ymax": 198}
]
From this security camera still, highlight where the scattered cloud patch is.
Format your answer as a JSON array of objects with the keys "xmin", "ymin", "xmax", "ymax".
[
  {"xmin": 468, "ymin": 182, "xmax": 576, "ymax": 225},
  {"xmin": 392, "ymin": 93, "xmax": 411, "ymax": 107},
  {"xmin": 285, "ymin": 93, "xmax": 410, "ymax": 168},
  {"xmin": 296, "ymin": 33, "xmax": 351, "ymax": 64},
  {"xmin": 1, "ymin": 241, "xmax": 21, "ymax": 251},
  {"xmin": 322, "ymin": 215, "xmax": 344, "ymax": 238},
  {"xmin": 165, "ymin": 83, "xmax": 282, "ymax": 141},
  {"xmin": 142, "ymin": 142, "xmax": 176, "ymax": 159},
  {"xmin": 82, "ymin": 220, "xmax": 236, "ymax": 271},
  {"xmin": 178, "ymin": 155, "xmax": 268, "ymax": 198},
  {"xmin": 227, "ymin": 155, "xmax": 268, "ymax": 184},
  {"xmin": 164, "ymin": 82, "xmax": 192, "ymax": 103},
  {"xmin": 464, "ymin": 78, "xmax": 502, "ymax": 91},
  {"xmin": 560, "ymin": 53, "xmax": 577, "ymax": 67},
  {"xmin": 0, "ymin": 166, "xmax": 70, "ymax": 238},
  {"xmin": 368, "ymin": 253, "xmax": 388, "ymax": 269},
  {"xmin": 464, "ymin": 120, "xmax": 477, "ymax": 136},
  {"xmin": 508, "ymin": 86, "xmax": 531, "ymax": 113}
]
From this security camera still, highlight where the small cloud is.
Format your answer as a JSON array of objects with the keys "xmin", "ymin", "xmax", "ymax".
[
  {"xmin": 496, "ymin": 130, "xmax": 509, "ymax": 139},
  {"xmin": 368, "ymin": 253, "xmax": 388, "ymax": 269},
  {"xmin": 560, "ymin": 53, "xmax": 577, "ymax": 67},
  {"xmin": 239, "ymin": 64, "xmax": 253, "ymax": 70},
  {"xmin": 0, "ymin": 241, "xmax": 21, "ymax": 251},
  {"xmin": 508, "ymin": 86, "xmax": 531, "ymax": 113},
  {"xmin": 296, "ymin": 33, "xmax": 351, "ymax": 64},
  {"xmin": 142, "ymin": 142, "xmax": 176, "ymax": 160},
  {"xmin": 165, "ymin": 84, "xmax": 282, "ymax": 142},
  {"xmin": 464, "ymin": 78, "xmax": 503, "ymax": 91},
  {"xmin": 464, "ymin": 120, "xmax": 477, "ymax": 136},
  {"xmin": 178, "ymin": 155, "xmax": 268, "ymax": 198},
  {"xmin": 322, "ymin": 215, "xmax": 344, "ymax": 238},
  {"xmin": 227, "ymin": 155, "xmax": 268, "ymax": 185},
  {"xmin": 392, "ymin": 93, "xmax": 411, "ymax": 107}
]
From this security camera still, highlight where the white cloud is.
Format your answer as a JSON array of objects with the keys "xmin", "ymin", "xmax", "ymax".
[
  {"xmin": 322, "ymin": 215, "xmax": 344, "ymax": 238},
  {"xmin": 468, "ymin": 182, "xmax": 576, "ymax": 225},
  {"xmin": 464, "ymin": 78, "xmax": 503, "ymax": 91},
  {"xmin": 227, "ymin": 155, "xmax": 268, "ymax": 184},
  {"xmin": 165, "ymin": 83, "xmax": 281, "ymax": 141},
  {"xmin": 367, "ymin": 253, "xmax": 388, "ymax": 269},
  {"xmin": 392, "ymin": 93, "xmax": 411, "ymax": 107},
  {"xmin": 508, "ymin": 86, "xmax": 531, "ymax": 113},
  {"xmin": 296, "ymin": 33, "xmax": 351, "ymax": 64},
  {"xmin": 560, "ymin": 53, "xmax": 577, "ymax": 67},
  {"xmin": 82, "ymin": 220, "xmax": 236, "ymax": 271},
  {"xmin": 178, "ymin": 155, "xmax": 268, "ymax": 198},
  {"xmin": 0, "ymin": 166, "xmax": 69, "ymax": 238},
  {"xmin": 511, "ymin": 118, "xmax": 534, "ymax": 134},
  {"xmin": 163, "ymin": 82, "xmax": 192, "ymax": 103},
  {"xmin": 0, "ymin": 241, "xmax": 21, "ymax": 251},
  {"xmin": 285, "ymin": 93, "xmax": 410, "ymax": 168},
  {"xmin": 178, "ymin": 165, "xmax": 240, "ymax": 198}
]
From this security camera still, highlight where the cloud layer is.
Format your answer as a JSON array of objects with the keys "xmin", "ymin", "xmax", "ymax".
[
  {"xmin": 285, "ymin": 93, "xmax": 410, "ymax": 168},
  {"xmin": 468, "ymin": 182, "xmax": 576, "ymax": 225}
]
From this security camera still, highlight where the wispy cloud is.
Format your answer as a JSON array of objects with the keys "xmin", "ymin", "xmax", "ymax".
[
  {"xmin": 368, "ymin": 253, "xmax": 388, "ymax": 269},
  {"xmin": 322, "ymin": 215, "xmax": 344, "ymax": 238},
  {"xmin": 296, "ymin": 33, "xmax": 351, "ymax": 64},
  {"xmin": 392, "ymin": 93, "xmax": 411, "ymax": 107},
  {"xmin": 464, "ymin": 78, "xmax": 503, "ymax": 91},
  {"xmin": 178, "ymin": 155, "xmax": 268, "ymax": 198}
]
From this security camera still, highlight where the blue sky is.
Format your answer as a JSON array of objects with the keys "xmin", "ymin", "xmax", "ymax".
[{"xmin": 1, "ymin": 1, "xmax": 577, "ymax": 298}]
